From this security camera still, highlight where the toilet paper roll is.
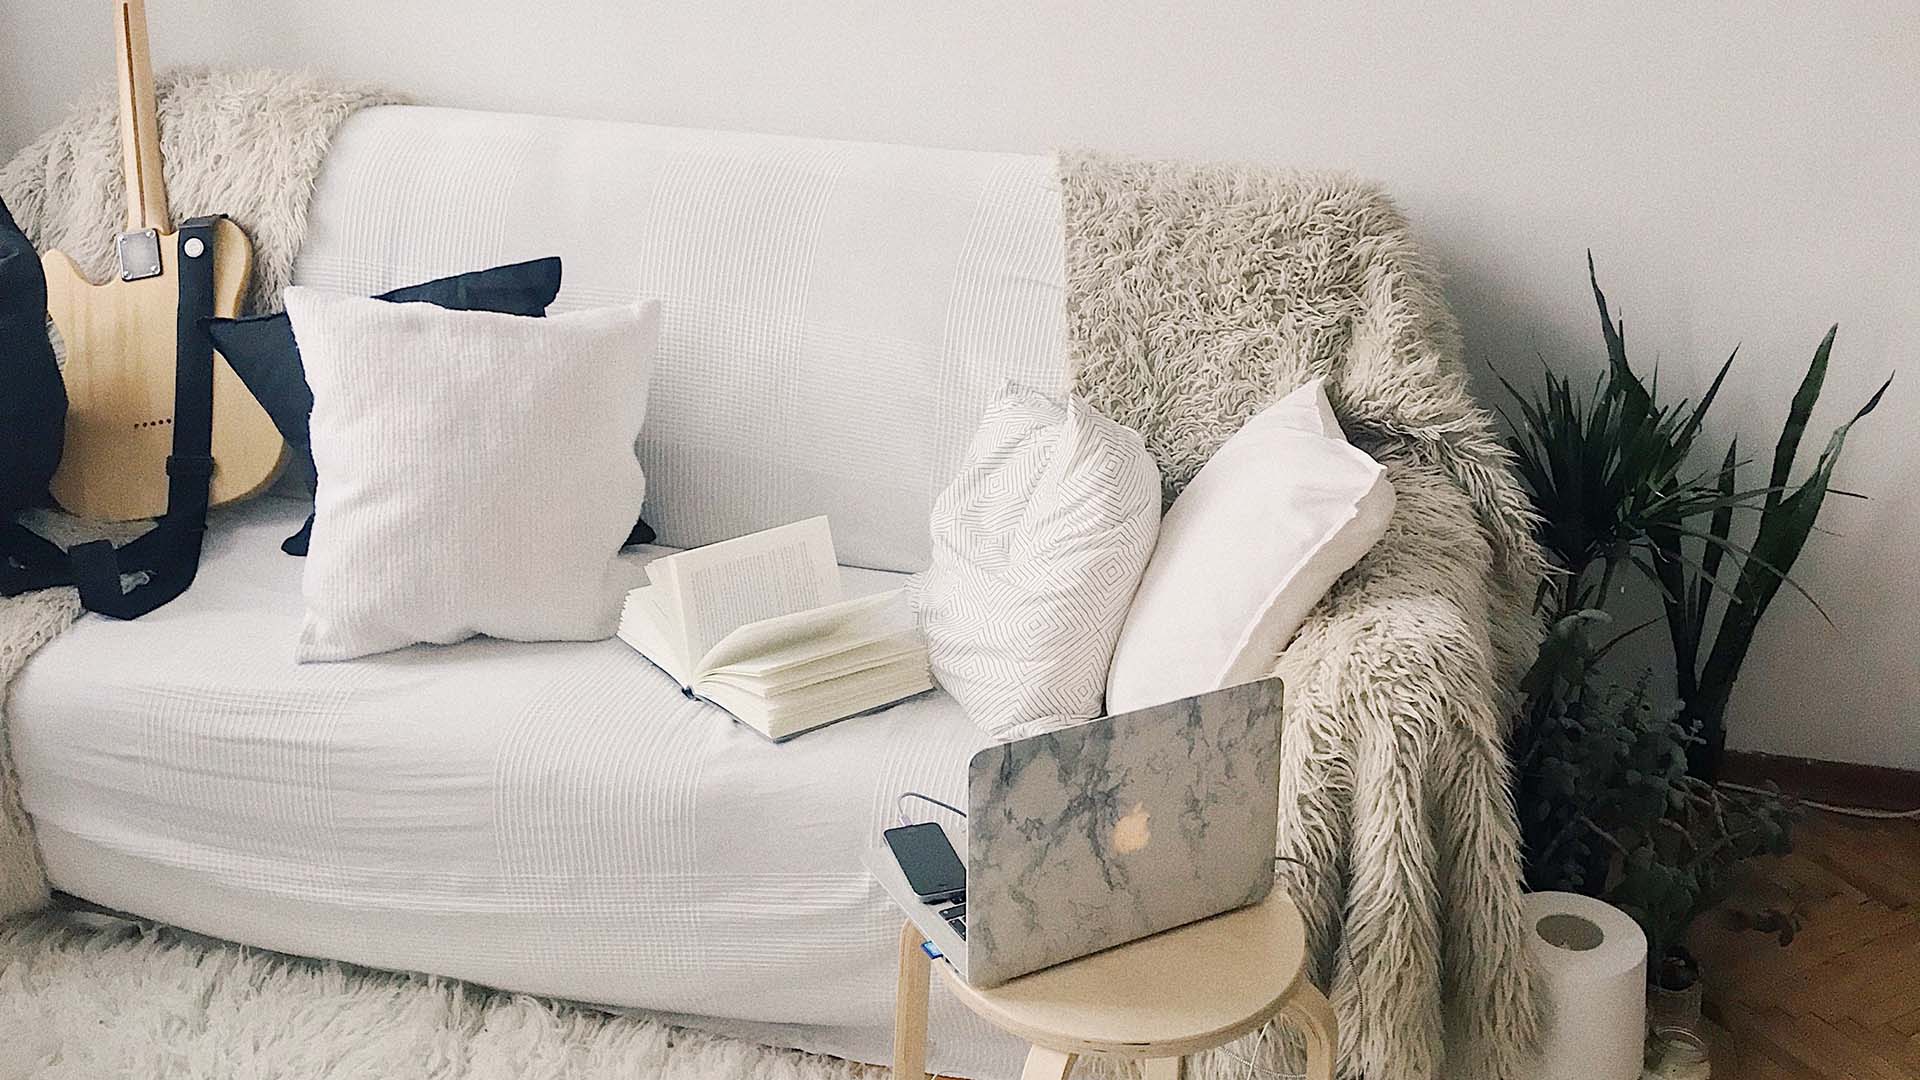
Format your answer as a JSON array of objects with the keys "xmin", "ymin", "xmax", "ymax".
[{"xmin": 1523, "ymin": 891, "xmax": 1648, "ymax": 1080}]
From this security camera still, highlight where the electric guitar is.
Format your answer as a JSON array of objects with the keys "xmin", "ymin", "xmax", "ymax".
[{"xmin": 41, "ymin": 0, "xmax": 283, "ymax": 522}]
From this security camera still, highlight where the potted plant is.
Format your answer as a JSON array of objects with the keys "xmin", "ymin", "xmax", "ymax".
[
  {"xmin": 1514, "ymin": 611, "xmax": 1798, "ymax": 1025},
  {"xmin": 1503, "ymin": 255, "xmax": 1892, "ymax": 778},
  {"xmin": 1502, "ymin": 256, "xmax": 1886, "ymax": 1007}
]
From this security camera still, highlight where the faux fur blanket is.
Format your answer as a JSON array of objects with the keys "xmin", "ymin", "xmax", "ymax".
[
  {"xmin": 0, "ymin": 69, "xmax": 400, "ymax": 921},
  {"xmin": 1059, "ymin": 154, "xmax": 1546, "ymax": 1080}
]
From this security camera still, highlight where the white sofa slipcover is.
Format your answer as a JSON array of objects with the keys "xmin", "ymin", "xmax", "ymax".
[
  {"xmin": 295, "ymin": 106, "xmax": 1072, "ymax": 572},
  {"xmin": 12, "ymin": 106, "xmax": 1078, "ymax": 1078}
]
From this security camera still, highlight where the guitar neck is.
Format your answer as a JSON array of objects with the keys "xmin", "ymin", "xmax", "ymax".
[{"xmin": 116, "ymin": 0, "xmax": 170, "ymax": 233}]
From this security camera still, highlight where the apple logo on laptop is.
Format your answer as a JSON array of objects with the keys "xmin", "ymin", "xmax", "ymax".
[{"xmin": 1112, "ymin": 802, "xmax": 1151, "ymax": 854}]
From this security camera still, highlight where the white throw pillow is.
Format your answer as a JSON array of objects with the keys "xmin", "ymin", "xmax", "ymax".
[
  {"xmin": 286, "ymin": 287, "xmax": 659, "ymax": 662},
  {"xmin": 1105, "ymin": 378, "xmax": 1395, "ymax": 714},
  {"xmin": 912, "ymin": 384, "xmax": 1161, "ymax": 739}
]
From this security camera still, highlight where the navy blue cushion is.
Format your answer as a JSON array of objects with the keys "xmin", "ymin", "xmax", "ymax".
[{"xmin": 209, "ymin": 258, "xmax": 651, "ymax": 555}]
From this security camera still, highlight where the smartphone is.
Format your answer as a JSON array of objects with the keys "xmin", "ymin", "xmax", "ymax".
[{"xmin": 883, "ymin": 822, "xmax": 966, "ymax": 903}]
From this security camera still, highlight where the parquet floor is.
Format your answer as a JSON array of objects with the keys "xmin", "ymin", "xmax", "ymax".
[{"xmin": 1688, "ymin": 809, "xmax": 1920, "ymax": 1079}]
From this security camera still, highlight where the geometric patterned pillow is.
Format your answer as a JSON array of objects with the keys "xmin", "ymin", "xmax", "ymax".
[{"xmin": 909, "ymin": 383, "xmax": 1161, "ymax": 739}]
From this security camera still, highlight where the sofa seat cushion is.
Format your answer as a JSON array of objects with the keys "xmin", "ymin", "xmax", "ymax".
[{"xmin": 9, "ymin": 496, "xmax": 995, "ymax": 1042}]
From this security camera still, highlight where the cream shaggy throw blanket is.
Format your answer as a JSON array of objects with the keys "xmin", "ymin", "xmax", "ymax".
[
  {"xmin": 0, "ymin": 911, "xmax": 887, "ymax": 1080},
  {"xmin": 0, "ymin": 69, "xmax": 401, "ymax": 920},
  {"xmin": 0, "ymin": 74, "xmax": 1543, "ymax": 1080},
  {"xmin": 1058, "ymin": 154, "xmax": 1546, "ymax": 1080},
  {"xmin": 0, "ymin": 67, "xmax": 403, "ymax": 314},
  {"xmin": 0, "ymin": 589, "xmax": 78, "ymax": 920}
]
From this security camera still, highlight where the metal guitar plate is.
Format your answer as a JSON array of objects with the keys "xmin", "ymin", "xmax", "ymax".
[{"xmin": 116, "ymin": 228, "xmax": 163, "ymax": 281}]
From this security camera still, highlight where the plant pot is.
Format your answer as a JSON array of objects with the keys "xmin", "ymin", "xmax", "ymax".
[
  {"xmin": 1648, "ymin": 980, "xmax": 1704, "ymax": 1032},
  {"xmin": 1649, "ymin": 948, "xmax": 1705, "ymax": 1032},
  {"xmin": 1646, "ymin": 1025, "xmax": 1713, "ymax": 1080}
]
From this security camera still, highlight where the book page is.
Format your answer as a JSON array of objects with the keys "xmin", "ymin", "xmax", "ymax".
[
  {"xmin": 697, "ymin": 589, "xmax": 914, "ymax": 681},
  {"xmin": 699, "ymin": 661, "xmax": 933, "ymax": 741},
  {"xmin": 651, "ymin": 517, "xmax": 843, "ymax": 664},
  {"xmin": 702, "ymin": 632, "xmax": 924, "ymax": 696},
  {"xmin": 616, "ymin": 586, "xmax": 694, "ymax": 686}
]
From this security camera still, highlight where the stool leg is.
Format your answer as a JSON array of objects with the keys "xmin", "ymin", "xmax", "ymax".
[
  {"xmin": 1020, "ymin": 1046, "xmax": 1077, "ymax": 1080},
  {"xmin": 1282, "ymin": 983, "xmax": 1338, "ymax": 1080},
  {"xmin": 1142, "ymin": 1056, "xmax": 1184, "ymax": 1080},
  {"xmin": 894, "ymin": 920, "xmax": 930, "ymax": 1080}
]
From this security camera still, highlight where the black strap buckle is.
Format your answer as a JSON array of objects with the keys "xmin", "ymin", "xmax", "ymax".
[{"xmin": 165, "ymin": 453, "xmax": 216, "ymax": 482}]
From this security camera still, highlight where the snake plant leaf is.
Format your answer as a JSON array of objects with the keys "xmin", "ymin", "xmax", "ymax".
[
  {"xmin": 1653, "ymin": 538, "xmax": 1746, "ymax": 613},
  {"xmin": 1669, "ymin": 523, "xmax": 1833, "ymax": 625},
  {"xmin": 1695, "ymin": 441, "xmax": 1738, "ymax": 631},
  {"xmin": 1699, "ymin": 367, "xmax": 1893, "ymax": 708},
  {"xmin": 1767, "ymin": 324, "xmax": 1837, "ymax": 510}
]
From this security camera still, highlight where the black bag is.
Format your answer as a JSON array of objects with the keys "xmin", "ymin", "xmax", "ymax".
[
  {"xmin": 0, "ymin": 195, "xmax": 65, "ymax": 515},
  {"xmin": 0, "ymin": 194, "xmax": 70, "ymax": 588},
  {"xmin": 1, "ymin": 200, "xmax": 226, "ymax": 619}
]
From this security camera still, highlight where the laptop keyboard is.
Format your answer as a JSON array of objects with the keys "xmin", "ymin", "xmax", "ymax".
[{"xmin": 938, "ymin": 900, "xmax": 966, "ymax": 939}]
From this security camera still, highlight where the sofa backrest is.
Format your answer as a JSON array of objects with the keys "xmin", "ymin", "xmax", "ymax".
[{"xmin": 293, "ymin": 106, "xmax": 1068, "ymax": 572}]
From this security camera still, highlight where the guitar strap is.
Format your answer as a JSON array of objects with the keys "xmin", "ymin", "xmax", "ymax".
[{"xmin": 52, "ymin": 215, "xmax": 224, "ymax": 619}]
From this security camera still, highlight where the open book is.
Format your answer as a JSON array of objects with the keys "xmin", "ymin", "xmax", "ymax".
[{"xmin": 617, "ymin": 517, "xmax": 933, "ymax": 741}]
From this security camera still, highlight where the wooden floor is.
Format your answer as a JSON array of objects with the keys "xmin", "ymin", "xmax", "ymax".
[
  {"xmin": 933, "ymin": 808, "xmax": 1916, "ymax": 1080},
  {"xmin": 1689, "ymin": 809, "xmax": 1920, "ymax": 1079}
]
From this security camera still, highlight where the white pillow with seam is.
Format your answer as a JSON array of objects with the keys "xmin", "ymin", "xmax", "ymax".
[
  {"xmin": 911, "ymin": 384, "xmax": 1161, "ymax": 740},
  {"xmin": 288, "ymin": 286, "xmax": 658, "ymax": 662},
  {"xmin": 1104, "ymin": 378, "xmax": 1394, "ymax": 714}
]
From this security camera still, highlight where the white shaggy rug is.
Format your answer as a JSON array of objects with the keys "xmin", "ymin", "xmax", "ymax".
[{"xmin": 0, "ymin": 910, "xmax": 885, "ymax": 1080}]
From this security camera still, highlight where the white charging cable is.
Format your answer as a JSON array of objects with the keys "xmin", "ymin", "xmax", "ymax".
[{"xmin": 896, "ymin": 791, "xmax": 966, "ymax": 826}]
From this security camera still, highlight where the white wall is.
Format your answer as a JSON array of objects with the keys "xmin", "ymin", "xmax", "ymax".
[{"xmin": 4, "ymin": 1, "xmax": 1915, "ymax": 768}]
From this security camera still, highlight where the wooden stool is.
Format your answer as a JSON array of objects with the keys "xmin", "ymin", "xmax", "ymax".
[{"xmin": 893, "ymin": 890, "xmax": 1335, "ymax": 1080}]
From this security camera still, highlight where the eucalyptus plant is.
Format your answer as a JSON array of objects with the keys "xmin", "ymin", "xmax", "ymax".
[
  {"xmin": 1502, "ymin": 256, "xmax": 1892, "ymax": 777},
  {"xmin": 1515, "ymin": 610, "xmax": 1796, "ymax": 983}
]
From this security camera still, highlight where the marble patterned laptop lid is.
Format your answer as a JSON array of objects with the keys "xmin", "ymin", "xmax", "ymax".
[{"xmin": 962, "ymin": 677, "xmax": 1284, "ymax": 987}]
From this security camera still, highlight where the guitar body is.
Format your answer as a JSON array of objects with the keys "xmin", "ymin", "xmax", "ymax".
[
  {"xmin": 43, "ymin": 219, "xmax": 283, "ymax": 521},
  {"xmin": 40, "ymin": 0, "xmax": 285, "ymax": 523}
]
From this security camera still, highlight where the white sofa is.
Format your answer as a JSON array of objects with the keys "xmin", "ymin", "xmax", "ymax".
[{"xmin": 12, "ymin": 106, "xmax": 1079, "ymax": 1078}]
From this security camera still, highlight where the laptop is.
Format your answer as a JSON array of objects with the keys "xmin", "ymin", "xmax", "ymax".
[{"xmin": 866, "ymin": 677, "xmax": 1283, "ymax": 987}]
